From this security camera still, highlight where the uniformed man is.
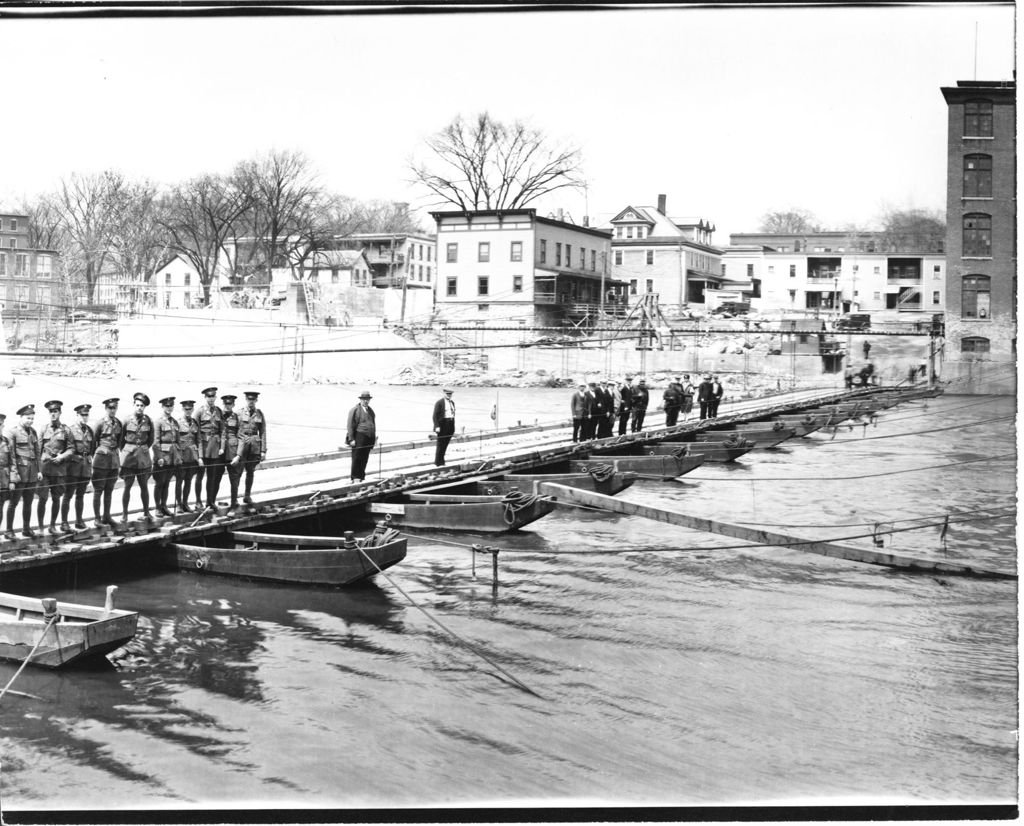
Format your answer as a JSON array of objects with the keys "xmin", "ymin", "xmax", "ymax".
[
  {"xmin": 91, "ymin": 398, "xmax": 122, "ymax": 527},
  {"xmin": 65, "ymin": 404, "xmax": 95, "ymax": 530},
  {"xmin": 345, "ymin": 391, "xmax": 376, "ymax": 482},
  {"xmin": 6, "ymin": 404, "xmax": 41, "ymax": 539},
  {"xmin": 175, "ymin": 400, "xmax": 200, "ymax": 513},
  {"xmin": 119, "ymin": 392, "xmax": 155, "ymax": 523},
  {"xmin": 0, "ymin": 414, "xmax": 18, "ymax": 538},
  {"xmin": 152, "ymin": 396, "xmax": 181, "ymax": 517},
  {"xmin": 195, "ymin": 386, "xmax": 224, "ymax": 510},
  {"xmin": 221, "ymin": 394, "xmax": 242, "ymax": 513},
  {"xmin": 38, "ymin": 400, "xmax": 74, "ymax": 534},
  {"xmin": 237, "ymin": 391, "xmax": 267, "ymax": 506}
]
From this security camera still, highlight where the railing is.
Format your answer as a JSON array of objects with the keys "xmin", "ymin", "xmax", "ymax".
[{"xmin": 366, "ymin": 251, "xmax": 405, "ymax": 264}]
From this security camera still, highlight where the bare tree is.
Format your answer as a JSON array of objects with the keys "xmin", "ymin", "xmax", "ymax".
[
  {"xmin": 410, "ymin": 112, "xmax": 584, "ymax": 210},
  {"xmin": 876, "ymin": 206, "xmax": 945, "ymax": 253},
  {"xmin": 106, "ymin": 179, "xmax": 170, "ymax": 294},
  {"xmin": 18, "ymin": 194, "xmax": 67, "ymax": 251},
  {"xmin": 160, "ymin": 174, "xmax": 252, "ymax": 306},
  {"xmin": 758, "ymin": 208, "xmax": 822, "ymax": 234},
  {"xmin": 355, "ymin": 200, "xmax": 424, "ymax": 234}
]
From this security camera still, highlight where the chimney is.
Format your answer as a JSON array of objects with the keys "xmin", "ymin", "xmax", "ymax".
[
  {"xmin": 583, "ymin": 215, "xmax": 589, "ymax": 227},
  {"xmin": 657, "ymin": 194, "xmax": 667, "ymax": 215}
]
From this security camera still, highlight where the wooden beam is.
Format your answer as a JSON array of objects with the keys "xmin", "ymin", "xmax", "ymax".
[{"xmin": 536, "ymin": 483, "xmax": 1014, "ymax": 579}]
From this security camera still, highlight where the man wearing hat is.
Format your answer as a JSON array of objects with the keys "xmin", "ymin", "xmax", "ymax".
[
  {"xmin": 195, "ymin": 386, "xmax": 225, "ymax": 510},
  {"xmin": 570, "ymin": 382, "xmax": 590, "ymax": 443},
  {"xmin": 65, "ymin": 404, "xmax": 96, "ymax": 530},
  {"xmin": 345, "ymin": 391, "xmax": 376, "ymax": 482},
  {"xmin": 37, "ymin": 400, "xmax": 74, "ymax": 534},
  {"xmin": 175, "ymin": 400, "xmax": 201, "ymax": 513},
  {"xmin": 118, "ymin": 392, "xmax": 155, "ymax": 523},
  {"xmin": 681, "ymin": 374, "xmax": 696, "ymax": 422},
  {"xmin": 617, "ymin": 376, "xmax": 634, "ymax": 436},
  {"xmin": 709, "ymin": 374, "xmax": 724, "ymax": 418},
  {"xmin": 220, "ymin": 395, "xmax": 243, "ymax": 512},
  {"xmin": 697, "ymin": 375, "xmax": 715, "ymax": 420},
  {"xmin": 431, "ymin": 387, "xmax": 456, "ymax": 466},
  {"xmin": 91, "ymin": 398, "xmax": 122, "ymax": 527},
  {"xmin": 152, "ymin": 397, "xmax": 181, "ymax": 517},
  {"xmin": 237, "ymin": 391, "xmax": 267, "ymax": 506},
  {"xmin": 6, "ymin": 404, "xmax": 41, "ymax": 539},
  {"xmin": 662, "ymin": 377, "xmax": 684, "ymax": 427},
  {"xmin": 0, "ymin": 414, "xmax": 17, "ymax": 537},
  {"xmin": 582, "ymin": 382, "xmax": 601, "ymax": 440},
  {"xmin": 630, "ymin": 379, "xmax": 649, "ymax": 432}
]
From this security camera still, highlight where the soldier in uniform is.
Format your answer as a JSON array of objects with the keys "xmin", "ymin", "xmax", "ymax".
[
  {"xmin": 0, "ymin": 414, "xmax": 17, "ymax": 537},
  {"xmin": 65, "ymin": 403, "xmax": 96, "ymax": 530},
  {"xmin": 220, "ymin": 394, "xmax": 242, "ymax": 513},
  {"xmin": 6, "ymin": 404, "xmax": 41, "ymax": 539},
  {"xmin": 175, "ymin": 400, "xmax": 200, "ymax": 513},
  {"xmin": 91, "ymin": 398, "xmax": 122, "ymax": 527},
  {"xmin": 195, "ymin": 387, "xmax": 224, "ymax": 510},
  {"xmin": 237, "ymin": 391, "xmax": 267, "ymax": 506},
  {"xmin": 119, "ymin": 392, "xmax": 155, "ymax": 523},
  {"xmin": 37, "ymin": 400, "xmax": 74, "ymax": 534},
  {"xmin": 152, "ymin": 397, "xmax": 181, "ymax": 517}
]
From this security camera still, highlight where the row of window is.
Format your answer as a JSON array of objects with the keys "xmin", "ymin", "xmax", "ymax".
[
  {"xmin": 612, "ymin": 249, "xmax": 656, "ymax": 266},
  {"xmin": 0, "ymin": 253, "xmax": 43, "ymax": 277},
  {"xmin": 613, "ymin": 225, "xmax": 649, "ymax": 240},
  {"xmin": 445, "ymin": 275, "xmax": 524, "ymax": 297},
  {"xmin": 444, "ymin": 240, "xmax": 601, "ymax": 272},
  {"xmin": 963, "ymin": 99, "xmax": 994, "ymax": 138}
]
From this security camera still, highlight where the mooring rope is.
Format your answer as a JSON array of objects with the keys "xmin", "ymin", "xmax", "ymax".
[
  {"xmin": 0, "ymin": 614, "xmax": 57, "ymax": 706},
  {"xmin": 501, "ymin": 490, "xmax": 542, "ymax": 525}
]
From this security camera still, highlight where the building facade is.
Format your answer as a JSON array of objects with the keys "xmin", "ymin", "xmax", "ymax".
[
  {"xmin": 0, "ymin": 213, "xmax": 61, "ymax": 318},
  {"xmin": 604, "ymin": 196, "xmax": 722, "ymax": 314},
  {"xmin": 154, "ymin": 254, "xmax": 203, "ymax": 310},
  {"xmin": 431, "ymin": 209, "xmax": 615, "ymax": 325},
  {"xmin": 940, "ymin": 78, "xmax": 1016, "ymax": 392},
  {"xmin": 333, "ymin": 232, "xmax": 437, "ymax": 292}
]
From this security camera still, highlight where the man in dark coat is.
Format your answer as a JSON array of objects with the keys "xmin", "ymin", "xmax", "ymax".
[
  {"xmin": 662, "ymin": 377, "xmax": 683, "ymax": 426},
  {"xmin": 697, "ymin": 375, "xmax": 714, "ymax": 420},
  {"xmin": 432, "ymin": 387, "xmax": 456, "ymax": 466},
  {"xmin": 584, "ymin": 382, "xmax": 603, "ymax": 440},
  {"xmin": 346, "ymin": 391, "xmax": 377, "ymax": 482},
  {"xmin": 630, "ymin": 379, "xmax": 649, "ymax": 432},
  {"xmin": 570, "ymin": 383, "xmax": 590, "ymax": 443},
  {"xmin": 710, "ymin": 374, "xmax": 725, "ymax": 418},
  {"xmin": 617, "ymin": 376, "xmax": 633, "ymax": 435},
  {"xmin": 596, "ymin": 381, "xmax": 614, "ymax": 438}
]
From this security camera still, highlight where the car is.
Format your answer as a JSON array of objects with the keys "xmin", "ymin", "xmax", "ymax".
[
  {"xmin": 835, "ymin": 313, "xmax": 871, "ymax": 331},
  {"xmin": 711, "ymin": 301, "xmax": 751, "ymax": 316}
]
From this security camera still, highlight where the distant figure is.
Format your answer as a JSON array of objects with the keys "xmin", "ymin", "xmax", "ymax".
[
  {"xmin": 681, "ymin": 375, "xmax": 695, "ymax": 421},
  {"xmin": 697, "ymin": 375, "xmax": 714, "ymax": 420},
  {"xmin": 432, "ymin": 387, "xmax": 456, "ymax": 466},
  {"xmin": 585, "ymin": 382, "xmax": 603, "ymax": 440},
  {"xmin": 662, "ymin": 377, "xmax": 683, "ymax": 426},
  {"xmin": 844, "ymin": 364, "xmax": 855, "ymax": 389},
  {"xmin": 617, "ymin": 376, "xmax": 634, "ymax": 435},
  {"xmin": 710, "ymin": 374, "xmax": 724, "ymax": 418},
  {"xmin": 346, "ymin": 391, "xmax": 377, "ymax": 482},
  {"xmin": 862, "ymin": 340, "xmax": 872, "ymax": 360},
  {"xmin": 605, "ymin": 380, "xmax": 621, "ymax": 438},
  {"xmin": 630, "ymin": 380, "xmax": 649, "ymax": 432},
  {"xmin": 597, "ymin": 381, "xmax": 615, "ymax": 439},
  {"xmin": 237, "ymin": 391, "xmax": 267, "ymax": 507},
  {"xmin": 570, "ymin": 383, "xmax": 590, "ymax": 443},
  {"xmin": 908, "ymin": 364, "xmax": 918, "ymax": 385}
]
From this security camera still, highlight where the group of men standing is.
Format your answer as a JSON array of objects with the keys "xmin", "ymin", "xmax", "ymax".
[
  {"xmin": 0, "ymin": 388, "xmax": 267, "ymax": 539},
  {"xmin": 570, "ymin": 373, "xmax": 725, "ymax": 442}
]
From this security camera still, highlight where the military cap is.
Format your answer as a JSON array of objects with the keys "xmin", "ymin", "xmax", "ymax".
[
  {"xmin": 202, "ymin": 386, "xmax": 218, "ymax": 397},
  {"xmin": 358, "ymin": 391, "xmax": 372, "ymax": 400},
  {"xmin": 44, "ymin": 400, "xmax": 63, "ymax": 412},
  {"xmin": 74, "ymin": 403, "xmax": 92, "ymax": 414},
  {"xmin": 442, "ymin": 387, "xmax": 453, "ymax": 393},
  {"xmin": 103, "ymin": 397, "xmax": 119, "ymax": 407},
  {"xmin": 180, "ymin": 399, "xmax": 196, "ymax": 407},
  {"xmin": 638, "ymin": 379, "xmax": 647, "ymax": 385},
  {"xmin": 159, "ymin": 396, "xmax": 175, "ymax": 406},
  {"xmin": 133, "ymin": 392, "xmax": 150, "ymax": 406},
  {"xmin": 221, "ymin": 394, "xmax": 237, "ymax": 403},
  {"xmin": 244, "ymin": 391, "xmax": 260, "ymax": 400},
  {"xmin": 17, "ymin": 404, "xmax": 34, "ymax": 416}
]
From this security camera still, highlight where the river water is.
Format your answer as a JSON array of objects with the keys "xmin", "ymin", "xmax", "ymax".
[{"xmin": 0, "ymin": 385, "xmax": 1016, "ymax": 813}]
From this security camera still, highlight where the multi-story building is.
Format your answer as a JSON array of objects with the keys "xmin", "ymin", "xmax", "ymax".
[
  {"xmin": 722, "ymin": 240, "xmax": 946, "ymax": 319},
  {"xmin": 940, "ymin": 78, "xmax": 1016, "ymax": 392},
  {"xmin": 431, "ymin": 209, "xmax": 615, "ymax": 325},
  {"xmin": 153, "ymin": 254, "xmax": 203, "ymax": 310},
  {"xmin": 333, "ymin": 232, "xmax": 437, "ymax": 292},
  {"xmin": 604, "ymin": 196, "xmax": 723, "ymax": 313},
  {"xmin": 0, "ymin": 213, "xmax": 61, "ymax": 318}
]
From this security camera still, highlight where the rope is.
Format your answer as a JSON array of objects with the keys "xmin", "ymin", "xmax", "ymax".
[
  {"xmin": 501, "ymin": 490, "xmax": 542, "ymax": 526},
  {"xmin": 353, "ymin": 545, "xmax": 544, "ymax": 699},
  {"xmin": 584, "ymin": 463, "xmax": 615, "ymax": 483},
  {"xmin": 0, "ymin": 614, "xmax": 58, "ymax": 706}
]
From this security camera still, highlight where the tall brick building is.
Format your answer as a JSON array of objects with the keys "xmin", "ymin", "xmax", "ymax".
[
  {"xmin": 940, "ymin": 79, "xmax": 1016, "ymax": 393},
  {"xmin": 0, "ymin": 213, "xmax": 61, "ymax": 318}
]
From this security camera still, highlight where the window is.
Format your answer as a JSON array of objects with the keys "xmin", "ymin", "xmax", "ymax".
[
  {"xmin": 629, "ymin": 279, "xmax": 637, "ymax": 295},
  {"xmin": 36, "ymin": 255, "xmax": 51, "ymax": 279},
  {"xmin": 960, "ymin": 336, "xmax": 990, "ymax": 353},
  {"xmin": 0, "ymin": 254, "xmax": 5, "ymax": 276},
  {"xmin": 768, "ymin": 265, "xmax": 774, "ymax": 273},
  {"xmin": 964, "ymin": 99, "xmax": 993, "ymax": 137},
  {"xmin": 626, "ymin": 227, "xmax": 634, "ymax": 239},
  {"xmin": 555, "ymin": 243, "xmax": 562, "ymax": 266},
  {"xmin": 637, "ymin": 226, "xmax": 645, "ymax": 240},
  {"xmin": 579, "ymin": 248, "xmax": 585, "ymax": 268},
  {"xmin": 15, "ymin": 284, "xmax": 28, "ymax": 308},
  {"xmin": 478, "ymin": 242, "xmax": 490, "ymax": 263},
  {"xmin": 477, "ymin": 276, "xmax": 489, "ymax": 296},
  {"xmin": 510, "ymin": 241, "xmax": 522, "ymax": 262},
  {"xmin": 37, "ymin": 286, "xmax": 50, "ymax": 307},
  {"xmin": 963, "ymin": 213, "xmax": 992, "ymax": 257},
  {"xmin": 446, "ymin": 243, "xmax": 458, "ymax": 263},
  {"xmin": 9, "ymin": 239, "xmax": 15, "ymax": 249},
  {"xmin": 934, "ymin": 265, "xmax": 942, "ymax": 276},
  {"xmin": 645, "ymin": 279, "xmax": 653, "ymax": 293},
  {"xmin": 477, "ymin": 304, "xmax": 489, "ymax": 312},
  {"xmin": 646, "ymin": 250, "xmax": 654, "ymax": 266},
  {"xmin": 615, "ymin": 227, "xmax": 623, "ymax": 238},
  {"xmin": 427, "ymin": 246, "xmax": 432, "ymax": 262},
  {"xmin": 9, "ymin": 219, "xmax": 16, "ymax": 231},
  {"xmin": 746, "ymin": 263, "xmax": 754, "ymax": 278},
  {"xmin": 963, "ymin": 154, "xmax": 993, "ymax": 198},
  {"xmin": 873, "ymin": 291, "xmax": 881, "ymax": 300},
  {"xmin": 446, "ymin": 276, "xmax": 457, "ymax": 296},
  {"xmin": 539, "ymin": 240, "xmax": 547, "ymax": 264},
  {"xmin": 184, "ymin": 273, "xmax": 191, "ymax": 286},
  {"xmin": 184, "ymin": 292, "xmax": 191, "ymax": 307},
  {"xmin": 614, "ymin": 250, "xmax": 623, "ymax": 266},
  {"xmin": 14, "ymin": 254, "xmax": 27, "ymax": 276},
  {"xmin": 789, "ymin": 264, "xmax": 796, "ymax": 278},
  {"xmin": 932, "ymin": 291, "xmax": 940, "ymax": 305},
  {"xmin": 165, "ymin": 273, "xmax": 172, "ymax": 285},
  {"xmin": 565, "ymin": 245, "xmax": 572, "ymax": 268},
  {"xmin": 426, "ymin": 266, "xmax": 431, "ymax": 282},
  {"xmin": 331, "ymin": 270, "xmax": 339, "ymax": 284},
  {"xmin": 590, "ymin": 250, "xmax": 596, "ymax": 271},
  {"xmin": 873, "ymin": 266, "xmax": 881, "ymax": 275},
  {"xmin": 513, "ymin": 275, "xmax": 523, "ymax": 293},
  {"xmin": 962, "ymin": 275, "xmax": 991, "ymax": 318},
  {"xmin": 418, "ymin": 244, "xmax": 424, "ymax": 260}
]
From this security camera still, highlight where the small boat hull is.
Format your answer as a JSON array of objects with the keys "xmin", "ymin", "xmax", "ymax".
[
  {"xmin": 0, "ymin": 591, "xmax": 138, "ymax": 669},
  {"xmin": 367, "ymin": 491, "xmax": 556, "ymax": 532},
  {"xmin": 571, "ymin": 453, "xmax": 705, "ymax": 478},
  {"xmin": 494, "ymin": 472, "xmax": 635, "ymax": 496},
  {"xmin": 158, "ymin": 533, "xmax": 407, "ymax": 586},
  {"xmin": 641, "ymin": 441, "xmax": 755, "ymax": 463},
  {"xmin": 710, "ymin": 427, "xmax": 796, "ymax": 448}
]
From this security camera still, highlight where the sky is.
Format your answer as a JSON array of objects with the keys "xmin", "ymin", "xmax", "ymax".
[{"xmin": 0, "ymin": 3, "xmax": 1015, "ymax": 243}]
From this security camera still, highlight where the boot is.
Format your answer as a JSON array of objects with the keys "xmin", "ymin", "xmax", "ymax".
[
  {"xmin": 22, "ymin": 514, "xmax": 35, "ymax": 539},
  {"xmin": 60, "ymin": 521, "xmax": 72, "ymax": 533}
]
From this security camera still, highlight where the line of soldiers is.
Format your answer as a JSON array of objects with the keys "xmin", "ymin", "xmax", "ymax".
[{"xmin": 0, "ymin": 387, "xmax": 266, "ymax": 539}]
